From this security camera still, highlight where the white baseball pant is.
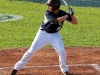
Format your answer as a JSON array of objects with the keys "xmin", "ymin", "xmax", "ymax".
[{"xmin": 14, "ymin": 27, "xmax": 69, "ymax": 73}]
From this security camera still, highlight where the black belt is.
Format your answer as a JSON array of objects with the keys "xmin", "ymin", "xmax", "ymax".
[{"xmin": 40, "ymin": 29, "xmax": 44, "ymax": 31}]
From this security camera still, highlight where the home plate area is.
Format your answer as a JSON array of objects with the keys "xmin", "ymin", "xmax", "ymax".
[{"xmin": 0, "ymin": 47, "xmax": 100, "ymax": 75}]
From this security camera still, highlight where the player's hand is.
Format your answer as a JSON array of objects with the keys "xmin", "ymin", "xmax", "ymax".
[{"xmin": 68, "ymin": 7, "xmax": 74, "ymax": 15}]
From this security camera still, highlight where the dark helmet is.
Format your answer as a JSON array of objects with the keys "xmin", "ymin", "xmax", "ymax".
[{"xmin": 46, "ymin": 0, "xmax": 61, "ymax": 10}]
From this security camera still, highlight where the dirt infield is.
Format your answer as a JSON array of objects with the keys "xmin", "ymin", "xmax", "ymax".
[{"xmin": 0, "ymin": 47, "xmax": 100, "ymax": 75}]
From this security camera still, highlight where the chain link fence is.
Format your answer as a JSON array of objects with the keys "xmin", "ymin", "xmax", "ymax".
[
  {"xmin": 27, "ymin": 0, "xmax": 100, "ymax": 7},
  {"xmin": 11, "ymin": 0, "xmax": 100, "ymax": 7}
]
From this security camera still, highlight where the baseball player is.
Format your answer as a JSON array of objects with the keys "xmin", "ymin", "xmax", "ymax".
[{"xmin": 10, "ymin": 0, "xmax": 78, "ymax": 75}]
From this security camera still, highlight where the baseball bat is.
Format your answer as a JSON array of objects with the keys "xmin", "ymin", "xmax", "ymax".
[{"xmin": 62, "ymin": 0, "xmax": 70, "ymax": 8}]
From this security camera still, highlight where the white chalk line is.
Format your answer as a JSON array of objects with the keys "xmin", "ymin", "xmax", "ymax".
[
  {"xmin": 92, "ymin": 64, "xmax": 100, "ymax": 72},
  {"xmin": 0, "ymin": 64, "xmax": 100, "ymax": 72}
]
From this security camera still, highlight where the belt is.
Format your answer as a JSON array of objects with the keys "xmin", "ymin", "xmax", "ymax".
[{"xmin": 40, "ymin": 29, "xmax": 44, "ymax": 31}]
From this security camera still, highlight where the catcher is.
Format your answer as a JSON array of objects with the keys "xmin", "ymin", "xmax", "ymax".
[{"xmin": 10, "ymin": 0, "xmax": 78, "ymax": 75}]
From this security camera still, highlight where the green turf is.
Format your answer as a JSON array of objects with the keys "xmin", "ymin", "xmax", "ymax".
[{"xmin": 0, "ymin": 0, "xmax": 100, "ymax": 49}]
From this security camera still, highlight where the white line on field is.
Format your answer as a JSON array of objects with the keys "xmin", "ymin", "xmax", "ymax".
[
  {"xmin": 92, "ymin": 64, "xmax": 100, "ymax": 72},
  {"xmin": 0, "ymin": 64, "xmax": 99, "ymax": 72}
]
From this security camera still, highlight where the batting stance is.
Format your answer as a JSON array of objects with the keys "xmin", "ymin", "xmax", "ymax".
[{"xmin": 10, "ymin": 0, "xmax": 78, "ymax": 75}]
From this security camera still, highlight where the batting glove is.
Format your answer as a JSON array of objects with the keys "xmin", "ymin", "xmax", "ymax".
[{"xmin": 68, "ymin": 7, "xmax": 74, "ymax": 15}]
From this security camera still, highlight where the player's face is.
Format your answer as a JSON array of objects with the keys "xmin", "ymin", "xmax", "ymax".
[{"xmin": 48, "ymin": 6, "xmax": 53, "ymax": 12}]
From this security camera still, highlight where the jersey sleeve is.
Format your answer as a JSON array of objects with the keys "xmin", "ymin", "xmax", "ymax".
[{"xmin": 44, "ymin": 10, "xmax": 56, "ymax": 21}]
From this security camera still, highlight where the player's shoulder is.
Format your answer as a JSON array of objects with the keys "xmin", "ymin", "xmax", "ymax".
[
  {"xmin": 45, "ymin": 10, "xmax": 53, "ymax": 14},
  {"xmin": 45, "ymin": 10, "xmax": 67, "ymax": 14},
  {"xmin": 44, "ymin": 10, "xmax": 55, "ymax": 16},
  {"xmin": 59, "ymin": 9, "xmax": 67, "ymax": 14}
]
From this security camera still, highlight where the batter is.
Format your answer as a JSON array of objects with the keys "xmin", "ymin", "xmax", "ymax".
[{"xmin": 10, "ymin": 0, "xmax": 78, "ymax": 75}]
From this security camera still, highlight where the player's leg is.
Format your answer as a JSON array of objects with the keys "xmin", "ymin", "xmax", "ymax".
[
  {"xmin": 13, "ymin": 29, "xmax": 49, "ymax": 71},
  {"xmin": 50, "ymin": 32, "xmax": 69, "ymax": 73}
]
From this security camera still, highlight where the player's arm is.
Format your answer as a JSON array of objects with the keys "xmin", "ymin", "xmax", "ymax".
[
  {"xmin": 57, "ymin": 11, "xmax": 78, "ymax": 24},
  {"xmin": 57, "ymin": 14, "xmax": 78, "ymax": 25},
  {"xmin": 70, "ymin": 15, "xmax": 78, "ymax": 25},
  {"xmin": 57, "ymin": 15, "xmax": 69, "ymax": 24},
  {"xmin": 44, "ymin": 11, "xmax": 69, "ymax": 25},
  {"xmin": 67, "ymin": 8, "xmax": 78, "ymax": 25}
]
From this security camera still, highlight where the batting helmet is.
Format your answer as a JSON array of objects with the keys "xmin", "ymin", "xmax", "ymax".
[{"xmin": 46, "ymin": 0, "xmax": 61, "ymax": 10}]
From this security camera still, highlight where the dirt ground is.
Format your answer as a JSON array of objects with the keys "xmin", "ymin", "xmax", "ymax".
[{"xmin": 0, "ymin": 47, "xmax": 100, "ymax": 75}]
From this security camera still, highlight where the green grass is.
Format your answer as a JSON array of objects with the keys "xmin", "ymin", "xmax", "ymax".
[{"xmin": 0, "ymin": 0, "xmax": 100, "ymax": 49}]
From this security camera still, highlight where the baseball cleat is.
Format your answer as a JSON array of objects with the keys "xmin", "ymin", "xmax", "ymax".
[
  {"xmin": 10, "ymin": 69, "xmax": 17, "ymax": 75},
  {"xmin": 64, "ymin": 71, "xmax": 71, "ymax": 75}
]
